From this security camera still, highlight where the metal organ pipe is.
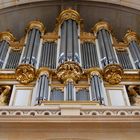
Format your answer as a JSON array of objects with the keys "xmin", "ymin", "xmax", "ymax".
[
  {"xmin": 59, "ymin": 19, "xmax": 79, "ymax": 63},
  {"xmin": 81, "ymin": 42, "xmax": 99, "ymax": 69},
  {"xmin": 0, "ymin": 32, "xmax": 15, "ymax": 68},
  {"xmin": 22, "ymin": 28, "xmax": 41, "ymax": 67},
  {"xmin": 65, "ymin": 81, "xmax": 74, "ymax": 101},
  {"xmin": 90, "ymin": 73, "xmax": 104, "ymax": 105},
  {"xmin": 39, "ymin": 42, "xmax": 57, "ymax": 69},
  {"xmin": 97, "ymin": 29, "xmax": 117, "ymax": 66},
  {"xmin": 124, "ymin": 30, "xmax": 140, "ymax": 69},
  {"xmin": 35, "ymin": 71, "xmax": 49, "ymax": 105},
  {"xmin": 5, "ymin": 50, "xmax": 21, "ymax": 69},
  {"xmin": 19, "ymin": 20, "xmax": 45, "ymax": 70}
]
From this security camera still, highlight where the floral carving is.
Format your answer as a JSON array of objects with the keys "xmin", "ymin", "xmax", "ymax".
[
  {"xmin": 15, "ymin": 64, "xmax": 36, "ymax": 84},
  {"xmin": 56, "ymin": 62, "xmax": 82, "ymax": 82},
  {"xmin": 104, "ymin": 64, "xmax": 123, "ymax": 84}
]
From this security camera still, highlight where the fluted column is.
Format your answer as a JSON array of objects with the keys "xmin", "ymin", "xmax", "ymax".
[
  {"xmin": 124, "ymin": 30, "xmax": 140, "ymax": 69},
  {"xmin": 92, "ymin": 21, "xmax": 123, "ymax": 84},
  {"xmin": 15, "ymin": 20, "xmax": 45, "ymax": 84},
  {"xmin": 57, "ymin": 9, "xmax": 81, "ymax": 64},
  {"xmin": 33, "ymin": 68, "xmax": 49, "ymax": 105},
  {"xmin": 0, "ymin": 32, "xmax": 15, "ymax": 68}
]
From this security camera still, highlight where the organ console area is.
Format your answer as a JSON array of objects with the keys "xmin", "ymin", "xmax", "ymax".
[{"xmin": 0, "ymin": 8, "xmax": 140, "ymax": 107}]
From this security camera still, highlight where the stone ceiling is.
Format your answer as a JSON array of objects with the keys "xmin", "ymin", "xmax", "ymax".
[{"xmin": 0, "ymin": 0, "xmax": 140, "ymax": 41}]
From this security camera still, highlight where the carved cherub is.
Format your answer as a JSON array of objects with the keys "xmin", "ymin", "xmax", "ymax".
[
  {"xmin": 0, "ymin": 86, "xmax": 11, "ymax": 106},
  {"xmin": 128, "ymin": 85, "xmax": 140, "ymax": 106}
]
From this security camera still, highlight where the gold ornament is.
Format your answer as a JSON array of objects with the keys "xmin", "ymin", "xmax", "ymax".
[
  {"xmin": 57, "ymin": 8, "xmax": 81, "ymax": 25},
  {"xmin": 114, "ymin": 42, "xmax": 128, "ymax": 51},
  {"xmin": 37, "ymin": 67, "xmax": 50, "ymax": 77},
  {"xmin": 26, "ymin": 20, "xmax": 45, "ymax": 33},
  {"xmin": 10, "ymin": 37, "xmax": 25, "ymax": 51},
  {"xmin": 80, "ymin": 32, "xmax": 96, "ymax": 43},
  {"xmin": 124, "ymin": 29, "xmax": 138, "ymax": 44},
  {"xmin": 42, "ymin": 32, "xmax": 58, "ymax": 42},
  {"xmin": 0, "ymin": 85, "xmax": 11, "ymax": 106},
  {"xmin": 0, "ymin": 32, "xmax": 15, "ymax": 43},
  {"xmin": 15, "ymin": 64, "xmax": 36, "ymax": 84},
  {"xmin": 103, "ymin": 64, "xmax": 123, "ymax": 85},
  {"xmin": 92, "ymin": 21, "xmax": 112, "ymax": 34},
  {"xmin": 56, "ymin": 61, "xmax": 82, "ymax": 83},
  {"xmin": 84, "ymin": 67, "xmax": 103, "ymax": 78}
]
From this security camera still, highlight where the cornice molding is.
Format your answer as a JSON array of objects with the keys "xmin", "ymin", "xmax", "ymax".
[{"xmin": 0, "ymin": 106, "xmax": 140, "ymax": 123}]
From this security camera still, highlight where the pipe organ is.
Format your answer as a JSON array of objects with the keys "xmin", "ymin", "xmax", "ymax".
[{"xmin": 0, "ymin": 9, "xmax": 140, "ymax": 107}]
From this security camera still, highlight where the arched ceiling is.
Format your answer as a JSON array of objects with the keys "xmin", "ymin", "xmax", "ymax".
[{"xmin": 0, "ymin": 0, "xmax": 140, "ymax": 41}]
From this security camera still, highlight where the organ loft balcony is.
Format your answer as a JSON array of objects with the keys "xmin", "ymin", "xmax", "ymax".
[{"xmin": 0, "ymin": 5, "xmax": 140, "ymax": 121}]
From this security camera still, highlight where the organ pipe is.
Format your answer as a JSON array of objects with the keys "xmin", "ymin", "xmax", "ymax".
[
  {"xmin": 65, "ymin": 80, "xmax": 75, "ymax": 101},
  {"xmin": 0, "ymin": 32, "xmax": 15, "ymax": 68},
  {"xmin": 58, "ymin": 9, "xmax": 80, "ymax": 64},
  {"xmin": 39, "ymin": 42, "xmax": 57, "ymax": 69},
  {"xmin": 35, "ymin": 69, "xmax": 49, "ymax": 105},
  {"xmin": 116, "ymin": 49, "xmax": 133, "ymax": 69},
  {"xmin": 89, "ymin": 70, "xmax": 104, "ymax": 104},
  {"xmin": 5, "ymin": 50, "xmax": 21, "ymax": 69},
  {"xmin": 124, "ymin": 30, "xmax": 140, "ymax": 69},
  {"xmin": 81, "ymin": 42, "xmax": 99, "ymax": 69},
  {"xmin": 22, "ymin": 27, "xmax": 42, "ymax": 67}
]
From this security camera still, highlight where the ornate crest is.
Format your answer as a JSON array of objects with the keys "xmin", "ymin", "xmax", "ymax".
[
  {"xmin": 56, "ymin": 61, "xmax": 82, "ymax": 82},
  {"xmin": 104, "ymin": 64, "xmax": 123, "ymax": 84},
  {"xmin": 15, "ymin": 64, "xmax": 36, "ymax": 84}
]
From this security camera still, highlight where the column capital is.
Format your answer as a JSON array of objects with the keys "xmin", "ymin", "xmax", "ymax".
[
  {"xmin": 37, "ymin": 67, "xmax": 50, "ymax": 77},
  {"xmin": 26, "ymin": 20, "xmax": 45, "ymax": 33},
  {"xmin": 124, "ymin": 29, "xmax": 138, "ymax": 44},
  {"xmin": 57, "ymin": 8, "xmax": 81, "ymax": 25},
  {"xmin": 0, "ymin": 31, "xmax": 15, "ymax": 43},
  {"xmin": 85, "ymin": 67, "xmax": 103, "ymax": 78},
  {"xmin": 92, "ymin": 21, "xmax": 112, "ymax": 34}
]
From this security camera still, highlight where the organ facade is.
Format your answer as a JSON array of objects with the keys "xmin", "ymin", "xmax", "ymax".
[
  {"xmin": 0, "ymin": 5, "xmax": 140, "ymax": 140},
  {"xmin": 0, "ymin": 9, "xmax": 139, "ymax": 107}
]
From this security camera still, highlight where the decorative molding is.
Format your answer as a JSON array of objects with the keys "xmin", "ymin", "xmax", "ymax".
[
  {"xmin": 10, "ymin": 37, "xmax": 25, "ymax": 51},
  {"xmin": 57, "ymin": 8, "xmax": 81, "ymax": 25},
  {"xmin": 0, "ymin": 106, "xmax": 140, "ymax": 122},
  {"xmin": 37, "ymin": 67, "xmax": 50, "ymax": 77},
  {"xmin": 113, "ymin": 42, "xmax": 128, "ymax": 51},
  {"xmin": 124, "ymin": 29, "xmax": 139, "ymax": 44},
  {"xmin": 80, "ymin": 32, "xmax": 96, "ymax": 43},
  {"xmin": 42, "ymin": 32, "xmax": 58, "ymax": 42},
  {"xmin": 92, "ymin": 21, "xmax": 112, "ymax": 33},
  {"xmin": 0, "ymin": 31, "xmax": 15, "ymax": 43},
  {"xmin": 84, "ymin": 67, "xmax": 103, "ymax": 78},
  {"xmin": 26, "ymin": 20, "xmax": 45, "ymax": 33}
]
